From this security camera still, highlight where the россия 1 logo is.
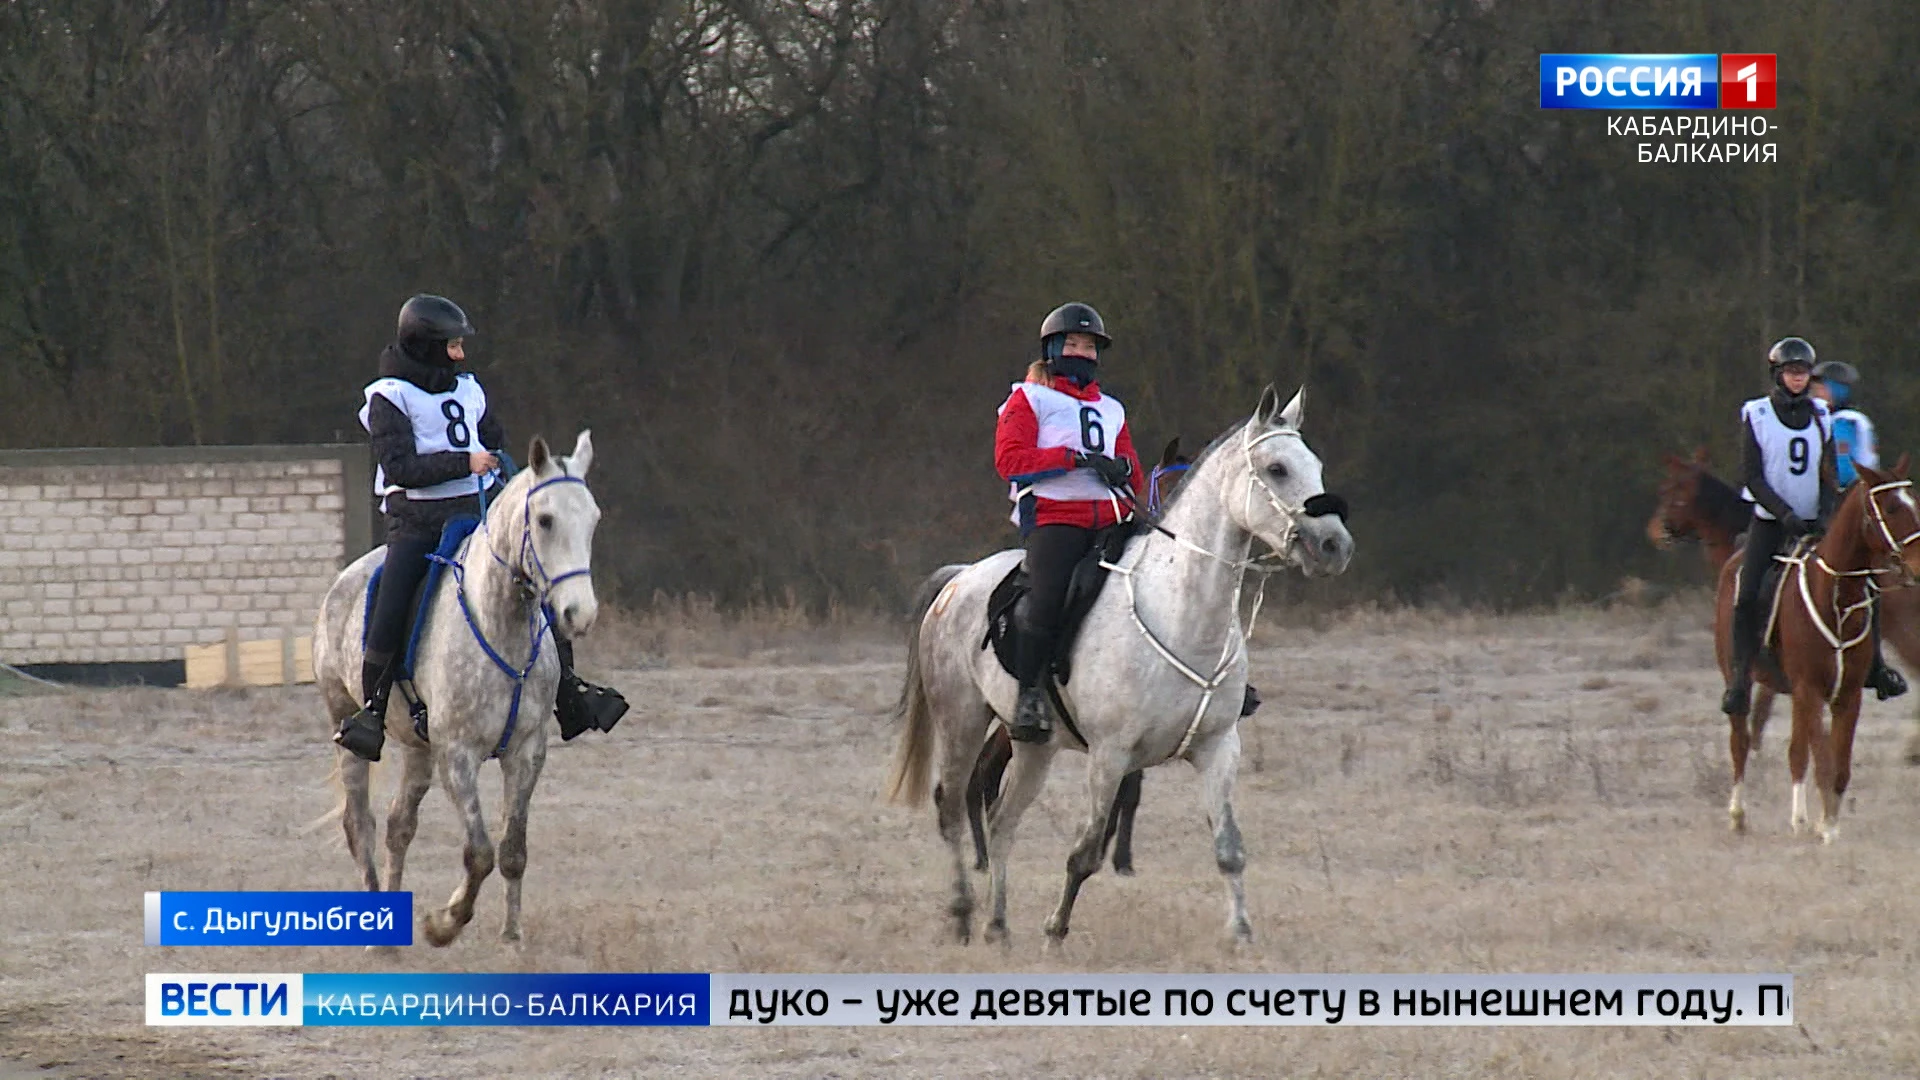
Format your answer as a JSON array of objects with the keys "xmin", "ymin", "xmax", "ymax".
[{"xmin": 1539, "ymin": 54, "xmax": 1776, "ymax": 110}]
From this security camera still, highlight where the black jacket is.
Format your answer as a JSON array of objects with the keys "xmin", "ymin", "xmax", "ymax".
[
  {"xmin": 1740, "ymin": 387, "xmax": 1838, "ymax": 524},
  {"xmin": 369, "ymin": 343, "xmax": 506, "ymax": 541}
]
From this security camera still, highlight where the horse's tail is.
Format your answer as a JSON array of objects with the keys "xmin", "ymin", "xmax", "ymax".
[{"xmin": 885, "ymin": 564, "xmax": 966, "ymax": 806}]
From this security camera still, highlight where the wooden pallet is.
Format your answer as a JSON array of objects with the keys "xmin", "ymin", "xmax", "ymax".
[{"xmin": 184, "ymin": 627, "xmax": 314, "ymax": 688}]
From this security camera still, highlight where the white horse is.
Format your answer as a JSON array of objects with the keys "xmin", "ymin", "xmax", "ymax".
[
  {"xmin": 313, "ymin": 431, "xmax": 602, "ymax": 946},
  {"xmin": 886, "ymin": 386, "xmax": 1352, "ymax": 945}
]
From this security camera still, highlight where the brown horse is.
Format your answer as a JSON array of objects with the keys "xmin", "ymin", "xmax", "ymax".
[
  {"xmin": 960, "ymin": 437, "xmax": 1262, "ymax": 875},
  {"xmin": 1714, "ymin": 459, "xmax": 1920, "ymax": 839},
  {"xmin": 1650, "ymin": 448, "xmax": 1920, "ymax": 763}
]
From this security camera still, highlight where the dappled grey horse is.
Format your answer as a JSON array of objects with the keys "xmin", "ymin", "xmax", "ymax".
[
  {"xmin": 886, "ymin": 386, "xmax": 1353, "ymax": 945},
  {"xmin": 313, "ymin": 431, "xmax": 602, "ymax": 946}
]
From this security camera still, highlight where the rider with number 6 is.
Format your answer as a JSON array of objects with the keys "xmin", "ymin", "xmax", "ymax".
[
  {"xmin": 333, "ymin": 294, "xmax": 628, "ymax": 761},
  {"xmin": 1723, "ymin": 336, "xmax": 1906, "ymax": 717},
  {"xmin": 993, "ymin": 302, "xmax": 1145, "ymax": 744}
]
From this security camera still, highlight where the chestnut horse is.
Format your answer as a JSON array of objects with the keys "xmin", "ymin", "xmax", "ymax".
[
  {"xmin": 1650, "ymin": 448, "xmax": 1920, "ymax": 763},
  {"xmin": 1714, "ymin": 459, "xmax": 1920, "ymax": 839}
]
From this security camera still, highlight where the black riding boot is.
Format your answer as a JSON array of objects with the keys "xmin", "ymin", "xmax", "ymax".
[
  {"xmin": 1009, "ymin": 623, "xmax": 1057, "ymax": 745},
  {"xmin": 1867, "ymin": 592, "xmax": 1909, "ymax": 700},
  {"xmin": 553, "ymin": 637, "xmax": 629, "ymax": 741},
  {"xmin": 1722, "ymin": 601, "xmax": 1759, "ymax": 716},
  {"xmin": 335, "ymin": 654, "xmax": 395, "ymax": 761}
]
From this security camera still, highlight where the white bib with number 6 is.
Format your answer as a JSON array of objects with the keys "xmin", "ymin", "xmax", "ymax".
[{"xmin": 1005, "ymin": 381, "xmax": 1128, "ymax": 508}]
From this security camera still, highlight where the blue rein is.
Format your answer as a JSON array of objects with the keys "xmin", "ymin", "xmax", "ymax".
[
  {"xmin": 429, "ymin": 471, "xmax": 592, "ymax": 759},
  {"xmin": 1148, "ymin": 462, "xmax": 1191, "ymax": 515}
]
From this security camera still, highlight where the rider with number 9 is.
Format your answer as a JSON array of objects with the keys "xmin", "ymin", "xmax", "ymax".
[
  {"xmin": 1724, "ymin": 336, "xmax": 1906, "ymax": 717},
  {"xmin": 993, "ymin": 302, "xmax": 1145, "ymax": 744},
  {"xmin": 334, "ymin": 294, "xmax": 627, "ymax": 761}
]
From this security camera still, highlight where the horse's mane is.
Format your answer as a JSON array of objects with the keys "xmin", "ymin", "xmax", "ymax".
[
  {"xmin": 1154, "ymin": 417, "xmax": 1254, "ymax": 517},
  {"xmin": 1692, "ymin": 466, "xmax": 1752, "ymax": 538}
]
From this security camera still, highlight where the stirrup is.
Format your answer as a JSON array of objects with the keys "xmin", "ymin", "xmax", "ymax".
[
  {"xmin": 1009, "ymin": 688, "xmax": 1052, "ymax": 744},
  {"xmin": 333, "ymin": 704, "xmax": 386, "ymax": 762},
  {"xmin": 1721, "ymin": 683, "xmax": 1751, "ymax": 717},
  {"xmin": 1873, "ymin": 665, "xmax": 1909, "ymax": 701}
]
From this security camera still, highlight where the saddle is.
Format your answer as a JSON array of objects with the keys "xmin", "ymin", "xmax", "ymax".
[
  {"xmin": 362, "ymin": 515, "xmax": 483, "ymax": 738},
  {"xmin": 982, "ymin": 522, "xmax": 1138, "ymax": 688}
]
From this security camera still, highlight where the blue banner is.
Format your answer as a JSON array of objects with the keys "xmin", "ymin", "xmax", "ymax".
[
  {"xmin": 303, "ymin": 973, "xmax": 709, "ymax": 1026},
  {"xmin": 1539, "ymin": 54, "xmax": 1721, "ymax": 109},
  {"xmin": 146, "ymin": 891, "xmax": 412, "ymax": 947}
]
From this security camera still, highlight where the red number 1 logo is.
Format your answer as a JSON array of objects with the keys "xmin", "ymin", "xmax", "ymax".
[{"xmin": 1720, "ymin": 54, "xmax": 1777, "ymax": 109}]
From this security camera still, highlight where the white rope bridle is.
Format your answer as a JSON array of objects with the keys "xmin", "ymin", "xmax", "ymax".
[
  {"xmin": 1098, "ymin": 421, "xmax": 1327, "ymax": 759},
  {"xmin": 1772, "ymin": 479, "xmax": 1920, "ymax": 702}
]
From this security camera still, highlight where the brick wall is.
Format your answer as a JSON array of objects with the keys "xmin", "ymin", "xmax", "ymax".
[{"xmin": 0, "ymin": 446, "xmax": 373, "ymax": 665}]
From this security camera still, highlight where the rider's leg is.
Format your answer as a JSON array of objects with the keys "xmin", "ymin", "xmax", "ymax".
[
  {"xmin": 1866, "ymin": 585, "xmax": 1909, "ymax": 700},
  {"xmin": 1724, "ymin": 513, "xmax": 1783, "ymax": 716},
  {"xmin": 335, "ymin": 534, "xmax": 435, "ymax": 761},
  {"xmin": 553, "ymin": 633, "xmax": 629, "ymax": 739},
  {"xmin": 1009, "ymin": 524, "xmax": 1095, "ymax": 744}
]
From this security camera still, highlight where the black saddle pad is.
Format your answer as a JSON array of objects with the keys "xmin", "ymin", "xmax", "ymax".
[{"xmin": 982, "ymin": 522, "xmax": 1139, "ymax": 684}]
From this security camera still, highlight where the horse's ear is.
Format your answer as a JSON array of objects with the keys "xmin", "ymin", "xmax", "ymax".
[
  {"xmin": 568, "ymin": 429, "xmax": 594, "ymax": 478},
  {"xmin": 1278, "ymin": 385, "xmax": 1306, "ymax": 429},
  {"xmin": 1255, "ymin": 384, "xmax": 1280, "ymax": 425},
  {"xmin": 1159, "ymin": 437, "xmax": 1182, "ymax": 468},
  {"xmin": 1897, "ymin": 452, "xmax": 1911, "ymax": 479},
  {"xmin": 528, "ymin": 435, "xmax": 552, "ymax": 475},
  {"xmin": 1662, "ymin": 452, "xmax": 1685, "ymax": 470}
]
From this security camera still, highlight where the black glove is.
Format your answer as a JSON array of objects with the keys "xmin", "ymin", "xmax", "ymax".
[{"xmin": 1076, "ymin": 453, "xmax": 1133, "ymax": 489}]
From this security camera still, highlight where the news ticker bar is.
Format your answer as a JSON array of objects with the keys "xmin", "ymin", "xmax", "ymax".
[
  {"xmin": 147, "ymin": 973, "xmax": 1795, "ymax": 1028},
  {"xmin": 146, "ymin": 891, "xmax": 411, "ymax": 947}
]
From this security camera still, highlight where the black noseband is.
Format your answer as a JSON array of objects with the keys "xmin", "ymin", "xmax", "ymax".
[{"xmin": 1304, "ymin": 492, "xmax": 1349, "ymax": 523}]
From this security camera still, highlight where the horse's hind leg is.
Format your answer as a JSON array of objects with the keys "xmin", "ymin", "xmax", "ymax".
[
  {"xmin": 1106, "ymin": 771, "xmax": 1142, "ymax": 875},
  {"xmin": 1042, "ymin": 745, "xmax": 1129, "ymax": 943},
  {"xmin": 934, "ymin": 707, "xmax": 993, "ymax": 944},
  {"xmin": 967, "ymin": 727, "xmax": 1011, "ymax": 872},
  {"xmin": 1188, "ymin": 726, "xmax": 1253, "ymax": 944},
  {"xmin": 496, "ymin": 737, "xmax": 547, "ymax": 941},
  {"xmin": 337, "ymin": 753, "xmax": 380, "ymax": 892},
  {"xmin": 381, "ymin": 744, "xmax": 434, "ymax": 892},
  {"xmin": 1748, "ymin": 687, "xmax": 1776, "ymax": 757},
  {"xmin": 423, "ymin": 747, "xmax": 494, "ymax": 947}
]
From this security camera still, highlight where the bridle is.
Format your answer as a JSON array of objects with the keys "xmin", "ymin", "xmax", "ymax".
[
  {"xmin": 1099, "ymin": 419, "xmax": 1349, "ymax": 758},
  {"xmin": 430, "ymin": 468, "xmax": 596, "ymax": 757},
  {"xmin": 1773, "ymin": 478, "xmax": 1920, "ymax": 702}
]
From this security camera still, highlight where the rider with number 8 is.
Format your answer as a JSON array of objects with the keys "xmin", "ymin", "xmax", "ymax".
[
  {"xmin": 334, "ymin": 294, "xmax": 628, "ymax": 761},
  {"xmin": 1723, "ymin": 336, "xmax": 1906, "ymax": 717},
  {"xmin": 993, "ymin": 302, "xmax": 1145, "ymax": 744}
]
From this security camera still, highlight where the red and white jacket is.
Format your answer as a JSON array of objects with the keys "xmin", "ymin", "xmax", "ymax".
[{"xmin": 995, "ymin": 378, "xmax": 1145, "ymax": 531}]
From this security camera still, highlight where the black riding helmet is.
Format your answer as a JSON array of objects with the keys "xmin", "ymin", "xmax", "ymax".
[
  {"xmin": 1768, "ymin": 336, "xmax": 1816, "ymax": 397},
  {"xmin": 1039, "ymin": 302, "xmax": 1111, "ymax": 361},
  {"xmin": 397, "ymin": 294, "xmax": 476, "ymax": 347}
]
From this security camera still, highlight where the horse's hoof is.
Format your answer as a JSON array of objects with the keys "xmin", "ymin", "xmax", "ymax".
[
  {"xmin": 1820, "ymin": 824, "xmax": 1840, "ymax": 845},
  {"xmin": 1228, "ymin": 921, "xmax": 1254, "ymax": 946},
  {"xmin": 1043, "ymin": 916, "xmax": 1069, "ymax": 941},
  {"xmin": 1112, "ymin": 862, "xmax": 1135, "ymax": 877},
  {"xmin": 983, "ymin": 920, "xmax": 1010, "ymax": 948},
  {"xmin": 423, "ymin": 911, "xmax": 464, "ymax": 948},
  {"xmin": 501, "ymin": 926, "xmax": 521, "ymax": 943}
]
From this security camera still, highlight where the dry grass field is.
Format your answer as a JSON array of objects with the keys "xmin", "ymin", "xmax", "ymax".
[{"xmin": 6, "ymin": 595, "xmax": 1920, "ymax": 1078}]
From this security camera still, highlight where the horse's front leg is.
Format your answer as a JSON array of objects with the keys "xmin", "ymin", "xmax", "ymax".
[
  {"xmin": 1787, "ymin": 689, "xmax": 1823, "ymax": 836},
  {"xmin": 1726, "ymin": 703, "xmax": 1752, "ymax": 833},
  {"xmin": 1042, "ymin": 745, "xmax": 1128, "ymax": 944},
  {"xmin": 337, "ymin": 752, "xmax": 380, "ymax": 892},
  {"xmin": 985, "ymin": 738, "xmax": 1058, "ymax": 945},
  {"xmin": 1188, "ymin": 725, "xmax": 1252, "ymax": 944},
  {"xmin": 1821, "ymin": 688, "xmax": 1863, "ymax": 844},
  {"xmin": 381, "ymin": 744, "xmax": 435, "ymax": 892},
  {"xmin": 496, "ymin": 732, "xmax": 548, "ymax": 941},
  {"xmin": 424, "ymin": 746, "xmax": 494, "ymax": 947}
]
